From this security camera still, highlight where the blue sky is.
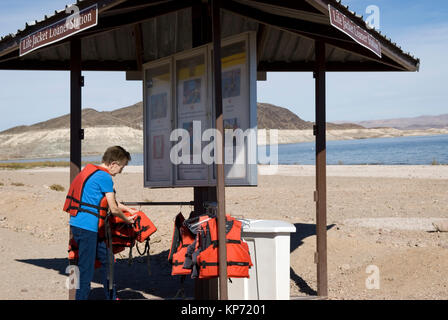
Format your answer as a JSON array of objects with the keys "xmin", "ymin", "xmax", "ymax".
[{"xmin": 0, "ymin": 0, "xmax": 447, "ymax": 131}]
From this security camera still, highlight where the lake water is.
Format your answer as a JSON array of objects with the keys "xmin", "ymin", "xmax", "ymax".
[
  {"xmin": 2, "ymin": 134, "xmax": 447, "ymax": 165},
  {"xmin": 259, "ymin": 134, "xmax": 448, "ymax": 165}
]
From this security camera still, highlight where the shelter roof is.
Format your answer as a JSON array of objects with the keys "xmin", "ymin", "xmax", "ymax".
[{"xmin": 0, "ymin": 0, "xmax": 419, "ymax": 72}]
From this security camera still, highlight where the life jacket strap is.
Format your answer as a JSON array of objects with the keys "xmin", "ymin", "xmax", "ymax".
[
  {"xmin": 211, "ymin": 239, "xmax": 241, "ymax": 248},
  {"xmin": 200, "ymin": 261, "xmax": 250, "ymax": 269},
  {"xmin": 65, "ymin": 206, "xmax": 106, "ymax": 219},
  {"xmin": 112, "ymin": 233, "xmax": 134, "ymax": 240},
  {"xmin": 66, "ymin": 195, "xmax": 108, "ymax": 211}
]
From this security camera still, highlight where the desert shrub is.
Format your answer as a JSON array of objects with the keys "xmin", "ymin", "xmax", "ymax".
[{"xmin": 50, "ymin": 184, "xmax": 65, "ymax": 192}]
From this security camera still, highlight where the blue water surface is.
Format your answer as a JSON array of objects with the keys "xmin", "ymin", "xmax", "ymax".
[
  {"xmin": 2, "ymin": 134, "xmax": 447, "ymax": 166},
  {"xmin": 260, "ymin": 134, "xmax": 448, "ymax": 165}
]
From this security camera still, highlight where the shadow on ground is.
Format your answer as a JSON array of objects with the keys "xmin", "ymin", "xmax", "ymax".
[
  {"xmin": 16, "ymin": 249, "xmax": 194, "ymax": 300},
  {"xmin": 16, "ymin": 222, "xmax": 335, "ymax": 299},
  {"xmin": 289, "ymin": 223, "xmax": 335, "ymax": 296}
]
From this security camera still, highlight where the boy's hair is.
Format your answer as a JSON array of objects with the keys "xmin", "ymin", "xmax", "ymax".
[{"xmin": 102, "ymin": 146, "xmax": 131, "ymax": 165}]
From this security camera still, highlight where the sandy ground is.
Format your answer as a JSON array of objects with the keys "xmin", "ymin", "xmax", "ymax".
[{"xmin": 0, "ymin": 165, "xmax": 447, "ymax": 300}]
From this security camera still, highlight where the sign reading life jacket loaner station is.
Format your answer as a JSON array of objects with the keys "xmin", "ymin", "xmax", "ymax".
[
  {"xmin": 143, "ymin": 32, "xmax": 258, "ymax": 188},
  {"xmin": 20, "ymin": 4, "xmax": 98, "ymax": 57},
  {"xmin": 329, "ymin": 5, "xmax": 381, "ymax": 58}
]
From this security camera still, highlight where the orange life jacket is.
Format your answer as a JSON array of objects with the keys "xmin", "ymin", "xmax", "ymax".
[
  {"xmin": 68, "ymin": 237, "xmax": 102, "ymax": 269},
  {"xmin": 168, "ymin": 213, "xmax": 199, "ymax": 275},
  {"xmin": 195, "ymin": 215, "xmax": 253, "ymax": 279},
  {"xmin": 108, "ymin": 210, "xmax": 157, "ymax": 254},
  {"xmin": 127, "ymin": 210, "xmax": 157, "ymax": 243},
  {"xmin": 63, "ymin": 163, "xmax": 110, "ymax": 234}
]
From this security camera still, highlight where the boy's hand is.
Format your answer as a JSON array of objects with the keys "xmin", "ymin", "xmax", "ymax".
[
  {"xmin": 125, "ymin": 214, "xmax": 137, "ymax": 224},
  {"xmin": 127, "ymin": 208, "xmax": 139, "ymax": 215}
]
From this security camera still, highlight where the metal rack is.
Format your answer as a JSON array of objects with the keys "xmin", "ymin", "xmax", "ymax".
[{"xmin": 122, "ymin": 201, "xmax": 194, "ymax": 206}]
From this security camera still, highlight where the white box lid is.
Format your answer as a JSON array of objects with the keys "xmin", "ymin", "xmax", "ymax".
[{"xmin": 241, "ymin": 219, "xmax": 296, "ymax": 233}]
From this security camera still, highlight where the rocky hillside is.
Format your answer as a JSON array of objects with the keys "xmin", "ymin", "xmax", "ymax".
[
  {"xmin": 257, "ymin": 103, "xmax": 363, "ymax": 130},
  {"xmin": 1, "ymin": 102, "xmax": 361, "ymax": 135},
  {"xmin": 0, "ymin": 102, "xmax": 368, "ymax": 160},
  {"xmin": 0, "ymin": 102, "xmax": 144, "ymax": 135},
  {"xmin": 353, "ymin": 114, "xmax": 448, "ymax": 130}
]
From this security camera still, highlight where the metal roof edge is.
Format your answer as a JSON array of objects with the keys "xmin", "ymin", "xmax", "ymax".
[{"xmin": 305, "ymin": 0, "xmax": 420, "ymax": 71}]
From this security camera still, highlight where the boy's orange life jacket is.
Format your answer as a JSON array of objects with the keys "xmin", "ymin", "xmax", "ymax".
[
  {"xmin": 63, "ymin": 163, "xmax": 110, "ymax": 233},
  {"xmin": 168, "ymin": 213, "xmax": 196, "ymax": 275},
  {"xmin": 108, "ymin": 210, "xmax": 157, "ymax": 254},
  {"xmin": 196, "ymin": 215, "xmax": 253, "ymax": 279}
]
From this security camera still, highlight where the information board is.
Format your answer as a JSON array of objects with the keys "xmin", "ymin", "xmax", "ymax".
[{"xmin": 143, "ymin": 32, "xmax": 257, "ymax": 188}]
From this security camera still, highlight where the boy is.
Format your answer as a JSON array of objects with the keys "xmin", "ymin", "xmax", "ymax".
[{"xmin": 64, "ymin": 146, "xmax": 137, "ymax": 300}]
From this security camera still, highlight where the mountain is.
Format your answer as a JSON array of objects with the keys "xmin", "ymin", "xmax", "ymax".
[
  {"xmin": 0, "ymin": 102, "xmax": 362, "ymax": 134},
  {"xmin": 1, "ymin": 102, "xmax": 447, "ymax": 161},
  {"xmin": 0, "ymin": 102, "xmax": 143, "ymax": 135},
  {"xmin": 344, "ymin": 114, "xmax": 448, "ymax": 130}
]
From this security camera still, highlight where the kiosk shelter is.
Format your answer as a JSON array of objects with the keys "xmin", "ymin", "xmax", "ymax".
[{"xmin": 0, "ymin": 0, "xmax": 419, "ymax": 300}]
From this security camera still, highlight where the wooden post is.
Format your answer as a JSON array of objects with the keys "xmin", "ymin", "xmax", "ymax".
[
  {"xmin": 314, "ymin": 40, "xmax": 328, "ymax": 297},
  {"xmin": 193, "ymin": 187, "xmax": 219, "ymax": 300},
  {"xmin": 192, "ymin": 0, "xmax": 217, "ymax": 300},
  {"xmin": 210, "ymin": 0, "xmax": 228, "ymax": 300},
  {"xmin": 69, "ymin": 37, "xmax": 82, "ymax": 300},
  {"xmin": 70, "ymin": 37, "xmax": 82, "ymax": 182}
]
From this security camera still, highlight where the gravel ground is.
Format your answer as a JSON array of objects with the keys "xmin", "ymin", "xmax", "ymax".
[{"xmin": 0, "ymin": 165, "xmax": 447, "ymax": 300}]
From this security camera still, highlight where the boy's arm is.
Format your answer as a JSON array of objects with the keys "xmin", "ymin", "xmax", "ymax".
[
  {"xmin": 105, "ymin": 192, "xmax": 136, "ymax": 224},
  {"xmin": 117, "ymin": 202, "xmax": 138, "ymax": 214}
]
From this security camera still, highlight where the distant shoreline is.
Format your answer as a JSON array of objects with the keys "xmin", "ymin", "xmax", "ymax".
[
  {"xmin": 0, "ymin": 127, "xmax": 447, "ymax": 161},
  {"xmin": 3, "ymin": 165, "xmax": 448, "ymax": 180},
  {"xmin": 257, "ymin": 127, "xmax": 448, "ymax": 145}
]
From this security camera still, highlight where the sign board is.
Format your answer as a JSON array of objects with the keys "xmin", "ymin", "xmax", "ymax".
[
  {"xmin": 20, "ymin": 4, "xmax": 98, "ymax": 57},
  {"xmin": 143, "ymin": 32, "xmax": 257, "ymax": 188},
  {"xmin": 328, "ymin": 5, "xmax": 381, "ymax": 58}
]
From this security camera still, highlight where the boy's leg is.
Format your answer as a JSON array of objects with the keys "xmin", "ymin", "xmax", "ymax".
[
  {"xmin": 96, "ymin": 240, "xmax": 117, "ymax": 300},
  {"xmin": 71, "ymin": 226, "xmax": 97, "ymax": 300}
]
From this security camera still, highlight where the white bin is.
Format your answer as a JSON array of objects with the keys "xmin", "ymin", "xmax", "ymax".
[{"xmin": 228, "ymin": 219, "xmax": 296, "ymax": 300}]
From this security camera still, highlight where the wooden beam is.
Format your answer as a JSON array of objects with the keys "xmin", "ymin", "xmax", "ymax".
[
  {"xmin": 88, "ymin": 0, "xmax": 196, "ymax": 37},
  {"xmin": 0, "ymin": 59, "xmax": 138, "ymax": 71},
  {"xmin": 314, "ymin": 40, "xmax": 327, "ymax": 298},
  {"xmin": 192, "ymin": 1, "xmax": 211, "ymax": 48},
  {"xmin": 69, "ymin": 37, "xmax": 82, "ymax": 300},
  {"xmin": 258, "ymin": 60, "xmax": 401, "ymax": 72},
  {"xmin": 222, "ymin": 0, "xmax": 346, "ymax": 44},
  {"xmin": 192, "ymin": 1, "xmax": 218, "ymax": 300},
  {"xmin": 193, "ymin": 187, "xmax": 219, "ymax": 300},
  {"xmin": 133, "ymin": 23, "xmax": 143, "ymax": 70},
  {"xmin": 211, "ymin": 0, "xmax": 228, "ymax": 300},
  {"xmin": 256, "ymin": 23, "xmax": 268, "ymax": 66},
  {"xmin": 70, "ymin": 38, "xmax": 82, "ymax": 183}
]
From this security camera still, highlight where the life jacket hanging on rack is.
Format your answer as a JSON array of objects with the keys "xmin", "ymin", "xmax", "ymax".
[
  {"xmin": 195, "ymin": 215, "xmax": 253, "ymax": 279},
  {"xmin": 63, "ymin": 163, "xmax": 110, "ymax": 233},
  {"xmin": 168, "ymin": 212, "xmax": 196, "ymax": 276}
]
